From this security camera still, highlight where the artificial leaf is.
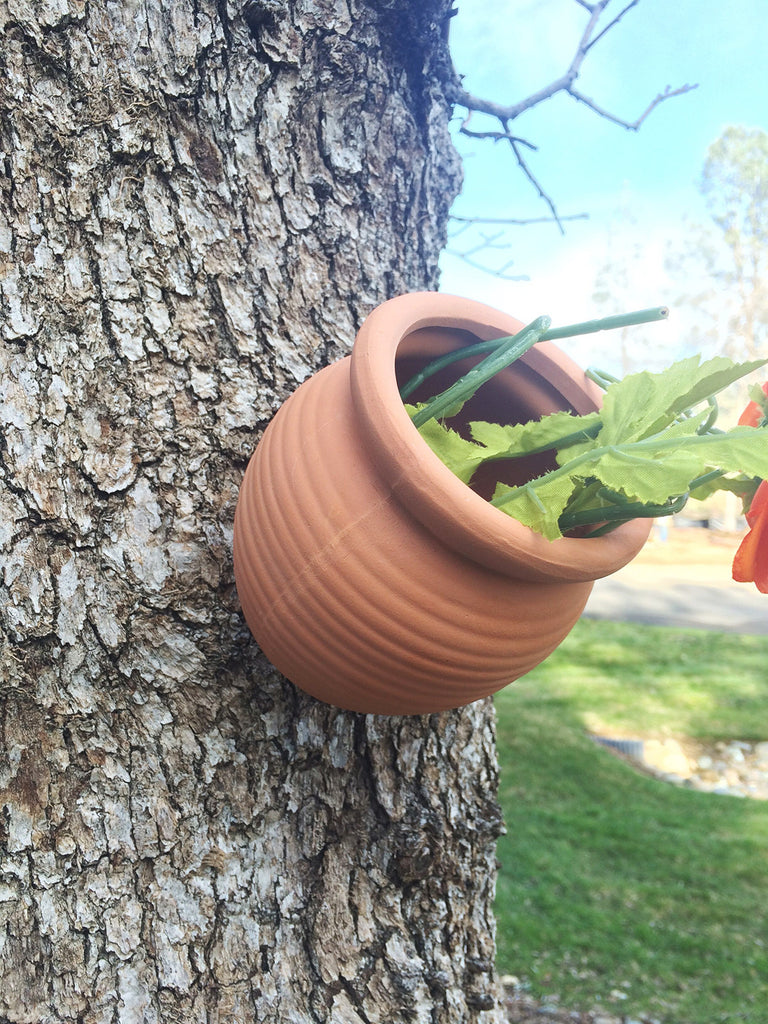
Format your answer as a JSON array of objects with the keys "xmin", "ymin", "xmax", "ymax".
[
  {"xmin": 665, "ymin": 357, "xmax": 768, "ymax": 417},
  {"xmin": 595, "ymin": 358, "xmax": 701, "ymax": 445},
  {"xmin": 662, "ymin": 426, "xmax": 768, "ymax": 481},
  {"xmin": 604, "ymin": 427, "xmax": 763, "ymax": 514},
  {"xmin": 597, "ymin": 355, "xmax": 768, "ymax": 445},
  {"xmin": 492, "ymin": 473, "xmax": 581, "ymax": 541},
  {"xmin": 575, "ymin": 447, "xmax": 705, "ymax": 504},
  {"xmin": 555, "ymin": 406, "xmax": 706, "ymax": 466},
  {"xmin": 406, "ymin": 404, "xmax": 486, "ymax": 485},
  {"xmin": 499, "ymin": 425, "xmax": 768, "ymax": 540},
  {"xmin": 408, "ymin": 342, "xmax": 768, "ymax": 544},
  {"xmin": 689, "ymin": 474, "xmax": 757, "ymax": 505},
  {"xmin": 469, "ymin": 410, "xmax": 601, "ymax": 459}
]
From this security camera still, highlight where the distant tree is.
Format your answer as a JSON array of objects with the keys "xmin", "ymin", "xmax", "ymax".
[{"xmin": 699, "ymin": 125, "xmax": 768, "ymax": 362}]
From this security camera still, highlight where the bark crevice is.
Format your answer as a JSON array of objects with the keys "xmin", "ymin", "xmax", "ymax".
[{"xmin": 0, "ymin": 1, "xmax": 503, "ymax": 1021}]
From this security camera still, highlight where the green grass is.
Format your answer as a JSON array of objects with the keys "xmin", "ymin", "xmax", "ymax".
[{"xmin": 494, "ymin": 619, "xmax": 768, "ymax": 1024}]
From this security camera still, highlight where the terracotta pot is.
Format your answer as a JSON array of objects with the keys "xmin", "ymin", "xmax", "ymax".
[{"xmin": 233, "ymin": 293, "xmax": 651, "ymax": 715}]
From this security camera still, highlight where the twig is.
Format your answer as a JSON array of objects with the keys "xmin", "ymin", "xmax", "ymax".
[
  {"xmin": 445, "ymin": 229, "xmax": 530, "ymax": 279},
  {"xmin": 459, "ymin": 124, "xmax": 538, "ymax": 150},
  {"xmin": 509, "ymin": 137, "xmax": 565, "ymax": 232},
  {"xmin": 585, "ymin": 0, "xmax": 639, "ymax": 52},
  {"xmin": 443, "ymin": 251, "xmax": 531, "ymax": 281},
  {"xmin": 450, "ymin": 0, "xmax": 697, "ymax": 221},
  {"xmin": 450, "ymin": 214, "xmax": 589, "ymax": 226},
  {"xmin": 569, "ymin": 82, "xmax": 699, "ymax": 131},
  {"xmin": 445, "ymin": 213, "xmax": 588, "ymax": 276}
]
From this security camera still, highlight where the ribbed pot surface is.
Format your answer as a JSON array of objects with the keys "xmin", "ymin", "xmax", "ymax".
[{"xmin": 233, "ymin": 294, "xmax": 651, "ymax": 715}]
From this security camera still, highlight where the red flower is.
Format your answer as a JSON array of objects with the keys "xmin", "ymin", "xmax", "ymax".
[
  {"xmin": 738, "ymin": 382, "xmax": 768, "ymax": 427},
  {"xmin": 733, "ymin": 382, "xmax": 768, "ymax": 593},
  {"xmin": 732, "ymin": 481, "xmax": 768, "ymax": 593}
]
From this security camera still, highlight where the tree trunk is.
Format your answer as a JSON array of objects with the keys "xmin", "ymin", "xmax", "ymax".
[{"xmin": 0, "ymin": 1, "xmax": 507, "ymax": 1021}]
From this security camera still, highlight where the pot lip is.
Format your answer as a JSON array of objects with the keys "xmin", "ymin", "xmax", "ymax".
[{"xmin": 349, "ymin": 292, "xmax": 651, "ymax": 583}]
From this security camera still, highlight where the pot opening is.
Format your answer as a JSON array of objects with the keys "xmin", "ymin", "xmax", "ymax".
[{"xmin": 395, "ymin": 327, "xmax": 583, "ymax": 501}]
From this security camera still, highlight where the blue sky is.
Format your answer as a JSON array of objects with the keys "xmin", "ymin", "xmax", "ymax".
[{"xmin": 440, "ymin": 0, "xmax": 768, "ymax": 367}]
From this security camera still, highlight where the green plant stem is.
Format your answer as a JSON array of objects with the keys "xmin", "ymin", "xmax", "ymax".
[
  {"xmin": 490, "ymin": 431, "xmax": 750, "ymax": 513},
  {"xmin": 697, "ymin": 397, "xmax": 719, "ymax": 433},
  {"xmin": 410, "ymin": 316, "xmax": 551, "ymax": 428},
  {"xmin": 585, "ymin": 367, "xmax": 620, "ymax": 390},
  {"xmin": 689, "ymin": 468, "xmax": 729, "ymax": 490},
  {"xmin": 559, "ymin": 493, "xmax": 689, "ymax": 533},
  {"xmin": 400, "ymin": 306, "xmax": 669, "ymax": 401},
  {"xmin": 573, "ymin": 467, "xmax": 739, "ymax": 538},
  {"xmin": 481, "ymin": 421, "xmax": 603, "ymax": 464}
]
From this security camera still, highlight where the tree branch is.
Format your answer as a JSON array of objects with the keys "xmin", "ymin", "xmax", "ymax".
[
  {"xmin": 459, "ymin": 118, "xmax": 538, "ymax": 150},
  {"xmin": 575, "ymin": 82, "xmax": 698, "ymax": 131},
  {"xmin": 585, "ymin": 0, "xmax": 639, "ymax": 52},
  {"xmin": 450, "ymin": 214, "xmax": 589, "ymax": 226},
  {"xmin": 444, "ymin": 248, "xmax": 531, "ymax": 281},
  {"xmin": 445, "ymin": 229, "xmax": 532, "ymax": 279},
  {"xmin": 452, "ymin": 0, "xmax": 609, "ymax": 123},
  {"xmin": 508, "ymin": 137, "xmax": 566, "ymax": 232},
  {"xmin": 450, "ymin": 0, "xmax": 698, "ymax": 220}
]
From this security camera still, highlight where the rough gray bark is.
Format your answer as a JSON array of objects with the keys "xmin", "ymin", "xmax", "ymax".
[{"xmin": 0, "ymin": 1, "xmax": 506, "ymax": 1021}]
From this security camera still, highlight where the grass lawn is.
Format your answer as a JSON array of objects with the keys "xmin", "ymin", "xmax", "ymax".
[{"xmin": 494, "ymin": 618, "xmax": 768, "ymax": 1024}]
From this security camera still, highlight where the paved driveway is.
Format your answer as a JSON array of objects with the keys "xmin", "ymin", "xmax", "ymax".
[
  {"xmin": 585, "ymin": 577, "xmax": 768, "ymax": 634},
  {"xmin": 583, "ymin": 529, "xmax": 768, "ymax": 635}
]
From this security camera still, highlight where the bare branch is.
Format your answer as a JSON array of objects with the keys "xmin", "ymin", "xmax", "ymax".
[
  {"xmin": 444, "ymin": 247, "xmax": 531, "ymax": 281},
  {"xmin": 454, "ymin": 73, "xmax": 574, "ymax": 125},
  {"xmin": 453, "ymin": 0, "xmax": 695, "ymax": 135},
  {"xmin": 568, "ymin": 0, "xmax": 609, "ymax": 77},
  {"xmin": 452, "ymin": 0, "xmax": 608, "ymax": 122},
  {"xmin": 448, "ymin": 0, "xmax": 698, "ymax": 227},
  {"xmin": 569, "ymin": 82, "xmax": 699, "ymax": 131},
  {"xmin": 461, "ymin": 230, "xmax": 511, "ymax": 256},
  {"xmin": 459, "ymin": 121, "xmax": 538, "ymax": 150},
  {"xmin": 585, "ymin": 0, "xmax": 639, "ymax": 52},
  {"xmin": 450, "ymin": 214, "xmax": 589, "ymax": 226},
  {"xmin": 453, "ymin": 112, "xmax": 569, "ymax": 232},
  {"xmin": 508, "ymin": 137, "xmax": 566, "ymax": 234}
]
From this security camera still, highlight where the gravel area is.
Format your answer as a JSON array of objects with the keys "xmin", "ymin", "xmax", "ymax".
[
  {"xmin": 636, "ymin": 737, "xmax": 768, "ymax": 798},
  {"xmin": 503, "ymin": 983, "xmax": 660, "ymax": 1024}
]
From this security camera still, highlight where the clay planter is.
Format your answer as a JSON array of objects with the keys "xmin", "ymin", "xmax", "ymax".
[{"xmin": 233, "ymin": 293, "xmax": 651, "ymax": 715}]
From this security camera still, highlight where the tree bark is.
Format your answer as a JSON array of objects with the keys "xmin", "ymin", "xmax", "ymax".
[{"xmin": 0, "ymin": 1, "xmax": 507, "ymax": 1021}]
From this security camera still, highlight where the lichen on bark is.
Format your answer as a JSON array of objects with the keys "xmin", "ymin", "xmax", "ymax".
[{"xmin": 0, "ymin": 1, "xmax": 506, "ymax": 1020}]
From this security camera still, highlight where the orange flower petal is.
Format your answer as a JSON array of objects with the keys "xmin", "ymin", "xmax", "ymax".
[
  {"xmin": 733, "ymin": 481, "xmax": 768, "ymax": 593},
  {"xmin": 746, "ymin": 479, "xmax": 768, "ymax": 528},
  {"xmin": 738, "ymin": 382, "xmax": 768, "ymax": 427}
]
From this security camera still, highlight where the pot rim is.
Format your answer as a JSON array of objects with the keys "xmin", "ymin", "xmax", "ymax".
[{"xmin": 349, "ymin": 292, "xmax": 651, "ymax": 583}]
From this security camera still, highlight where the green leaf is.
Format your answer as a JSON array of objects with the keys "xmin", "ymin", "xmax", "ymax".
[
  {"xmin": 494, "ymin": 425, "xmax": 768, "ymax": 540},
  {"xmin": 597, "ymin": 355, "xmax": 768, "ymax": 445},
  {"xmin": 492, "ymin": 473, "xmax": 582, "ymax": 541},
  {"xmin": 556, "ymin": 410, "xmax": 705, "ymax": 466},
  {"xmin": 469, "ymin": 410, "xmax": 602, "ymax": 459},
  {"xmin": 407, "ymin": 404, "xmax": 486, "ymax": 485},
  {"xmin": 409, "ymin": 351, "xmax": 768, "ymax": 543},
  {"xmin": 577, "ymin": 447, "xmax": 705, "ymax": 504},
  {"xmin": 689, "ymin": 474, "xmax": 757, "ymax": 504},
  {"xmin": 589, "ymin": 427, "xmax": 768, "ymax": 506},
  {"xmin": 667, "ymin": 426, "xmax": 768, "ymax": 480}
]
